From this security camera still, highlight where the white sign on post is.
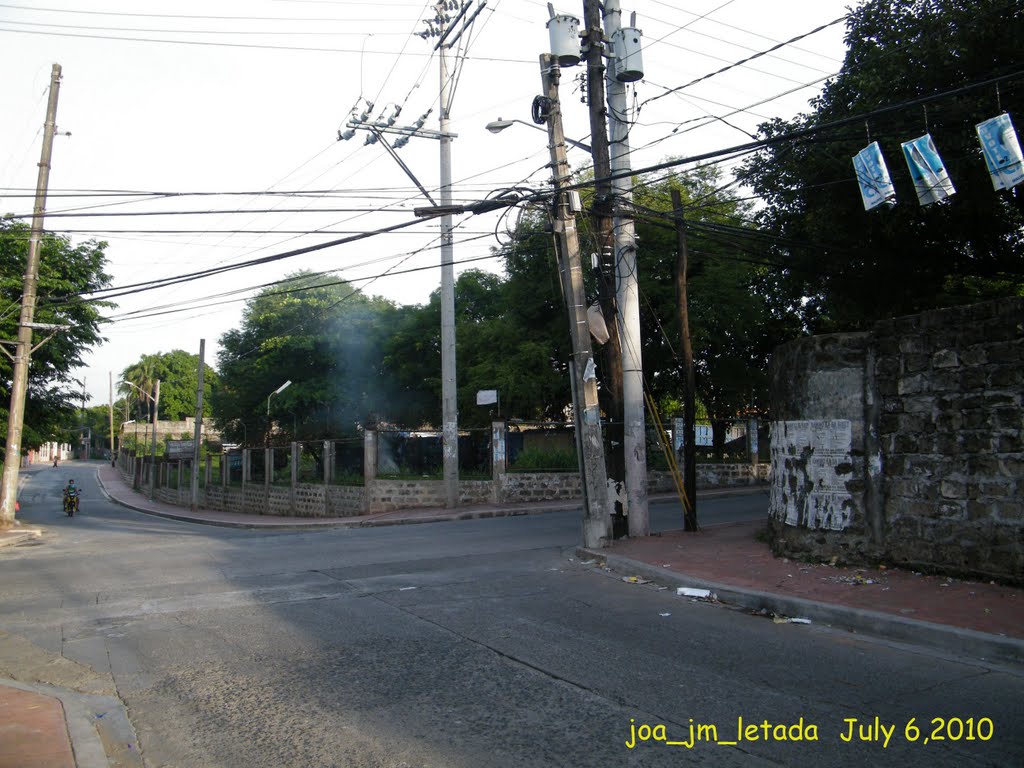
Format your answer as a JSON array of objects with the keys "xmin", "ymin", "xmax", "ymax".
[{"xmin": 476, "ymin": 389, "xmax": 498, "ymax": 406}]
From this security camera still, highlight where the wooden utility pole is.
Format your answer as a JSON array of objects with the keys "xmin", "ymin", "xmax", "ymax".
[
  {"xmin": 191, "ymin": 339, "xmax": 205, "ymax": 512},
  {"xmin": 582, "ymin": 0, "xmax": 627, "ymax": 537},
  {"xmin": 672, "ymin": 188, "xmax": 698, "ymax": 530},
  {"xmin": 0, "ymin": 63, "xmax": 62, "ymax": 528},
  {"xmin": 539, "ymin": 53, "xmax": 613, "ymax": 548}
]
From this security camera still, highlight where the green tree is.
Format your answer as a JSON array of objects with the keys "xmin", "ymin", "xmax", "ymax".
[
  {"xmin": 214, "ymin": 272, "xmax": 403, "ymax": 443},
  {"xmin": 738, "ymin": 0, "xmax": 1024, "ymax": 332},
  {"xmin": 0, "ymin": 219, "xmax": 112, "ymax": 451}
]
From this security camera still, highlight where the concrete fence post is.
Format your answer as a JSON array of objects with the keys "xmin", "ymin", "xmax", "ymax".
[
  {"xmin": 242, "ymin": 449, "xmax": 248, "ymax": 511},
  {"xmin": 291, "ymin": 441, "xmax": 298, "ymax": 511},
  {"xmin": 491, "ymin": 420, "xmax": 506, "ymax": 504},
  {"xmin": 748, "ymin": 417, "xmax": 759, "ymax": 483},
  {"xmin": 323, "ymin": 440, "xmax": 331, "ymax": 517},
  {"xmin": 364, "ymin": 430, "xmax": 377, "ymax": 514}
]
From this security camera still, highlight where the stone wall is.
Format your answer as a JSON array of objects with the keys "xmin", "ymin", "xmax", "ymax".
[{"xmin": 768, "ymin": 298, "xmax": 1023, "ymax": 582}]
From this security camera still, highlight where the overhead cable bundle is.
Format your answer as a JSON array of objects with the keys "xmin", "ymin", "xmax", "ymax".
[
  {"xmin": 901, "ymin": 134, "xmax": 956, "ymax": 206},
  {"xmin": 976, "ymin": 113, "xmax": 1024, "ymax": 191},
  {"xmin": 852, "ymin": 141, "xmax": 896, "ymax": 211}
]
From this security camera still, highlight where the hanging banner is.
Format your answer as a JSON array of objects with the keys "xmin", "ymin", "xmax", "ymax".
[
  {"xmin": 851, "ymin": 141, "xmax": 896, "ymax": 211},
  {"xmin": 901, "ymin": 134, "xmax": 955, "ymax": 206},
  {"xmin": 976, "ymin": 113, "xmax": 1024, "ymax": 191}
]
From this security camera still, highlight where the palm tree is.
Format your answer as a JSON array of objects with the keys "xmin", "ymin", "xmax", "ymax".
[{"xmin": 120, "ymin": 354, "xmax": 160, "ymax": 421}]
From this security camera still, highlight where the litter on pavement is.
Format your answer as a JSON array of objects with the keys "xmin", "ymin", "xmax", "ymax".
[
  {"xmin": 772, "ymin": 614, "xmax": 812, "ymax": 625},
  {"xmin": 622, "ymin": 576, "xmax": 652, "ymax": 584},
  {"xmin": 676, "ymin": 587, "xmax": 716, "ymax": 600}
]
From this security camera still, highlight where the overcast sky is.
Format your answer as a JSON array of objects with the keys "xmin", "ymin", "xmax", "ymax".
[{"xmin": 0, "ymin": 0, "xmax": 856, "ymax": 407}]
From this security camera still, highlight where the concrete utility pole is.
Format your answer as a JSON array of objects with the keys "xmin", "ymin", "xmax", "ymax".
[
  {"xmin": 438, "ymin": 14, "xmax": 459, "ymax": 509},
  {"xmin": 0, "ymin": 63, "xmax": 62, "ymax": 528},
  {"xmin": 108, "ymin": 372, "xmax": 115, "ymax": 465},
  {"xmin": 191, "ymin": 339, "xmax": 205, "ymax": 512},
  {"xmin": 604, "ymin": 0, "xmax": 648, "ymax": 537},
  {"xmin": 581, "ymin": 0, "xmax": 627, "ymax": 536},
  {"xmin": 672, "ymin": 188, "xmax": 698, "ymax": 529},
  {"xmin": 539, "ymin": 53, "xmax": 612, "ymax": 549},
  {"xmin": 149, "ymin": 380, "xmax": 160, "ymax": 501}
]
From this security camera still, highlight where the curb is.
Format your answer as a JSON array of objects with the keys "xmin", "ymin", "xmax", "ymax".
[
  {"xmin": 0, "ymin": 678, "xmax": 113, "ymax": 768},
  {"xmin": 579, "ymin": 547, "xmax": 1024, "ymax": 666}
]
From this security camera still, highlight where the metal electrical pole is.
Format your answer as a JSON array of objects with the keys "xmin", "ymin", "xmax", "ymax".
[
  {"xmin": 672, "ymin": 188, "xmax": 698, "ymax": 530},
  {"xmin": 191, "ymin": 339, "xmax": 205, "ymax": 512},
  {"xmin": 539, "ymin": 53, "xmax": 612, "ymax": 549},
  {"xmin": 0, "ymin": 63, "xmax": 62, "ymax": 528},
  {"xmin": 438, "ymin": 21, "xmax": 459, "ymax": 510},
  {"xmin": 581, "ymin": 0, "xmax": 627, "ymax": 536},
  {"xmin": 604, "ymin": 0, "xmax": 648, "ymax": 537}
]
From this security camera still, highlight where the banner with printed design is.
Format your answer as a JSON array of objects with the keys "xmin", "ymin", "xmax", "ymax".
[
  {"xmin": 851, "ymin": 141, "xmax": 896, "ymax": 211},
  {"xmin": 901, "ymin": 134, "xmax": 956, "ymax": 206},
  {"xmin": 976, "ymin": 113, "xmax": 1024, "ymax": 191}
]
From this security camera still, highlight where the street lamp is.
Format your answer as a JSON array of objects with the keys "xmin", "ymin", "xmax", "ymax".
[
  {"xmin": 485, "ymin": 116, "xmax": 592, "ymax": 152},
  {"xmin": 266, "ymin": 380, "xmax": 292, "ymax": 446},
  {"xmin": 121, "ymin": 379, "xmax": 160, "ymax": 500}
]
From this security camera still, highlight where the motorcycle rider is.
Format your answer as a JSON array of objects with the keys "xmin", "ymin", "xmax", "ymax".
[{"xmin": 63, "ymin": 479, "xmax": 80, "ymax": 514}]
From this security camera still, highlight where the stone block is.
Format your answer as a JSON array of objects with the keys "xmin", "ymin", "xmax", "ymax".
[
  {"xmin": 903, "ymin": 353, "xmax": 931, "ymax": 374},
  {"xmin": 960, "ymin": 345, "xmax": 988, "ymax": 366},
  {"xmin": 986, "ymin": 342, "xmax": 1020, "ymax": 364},
  {"xmin": 968, "ymin": 500, "xmax": 993, "ymax": 520},
  {"xmin": 998, "ymin": 457, "xmax": 1023, "ymax": 478},
  {"xmin": 978, "ymin": 479, "xmax": 1014, "ymax": 498},
  {"xmin": 903, "ymin": 396, "xmax": 935, "ymax": 414},
  {"xmin": 996, "ymin": 501, "xmax": 1024, "ymax": 520},
  {"xmin": 939, "ymin": 479, "xmax": 966, "ymax": 499},
  {"xmin": 931, "ymin": 349, "xmax": 959, "ymax": 368},
  {"xmin": 898, "ymin": 374, "xmax": 929, "ymax": 394},
  {"xmin": 995, "ymin": 433, "xmax": 1023, "ymax": 453},
  {"xmin": 989, "ymin": 366, "xmax": 1023, "ymax": 389}
]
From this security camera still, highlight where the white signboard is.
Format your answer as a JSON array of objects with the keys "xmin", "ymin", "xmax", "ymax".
[{"xmin": 476, "ymin": 389, "xmax": 498, "ymax": 406}]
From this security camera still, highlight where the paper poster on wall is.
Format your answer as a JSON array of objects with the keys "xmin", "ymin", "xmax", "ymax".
[
  {"xmin": 976, "ymin": 113, "xmax": 1024, "ymax": 191},
  {"xmin": 901, "ymin": 134, "xmax": 956, "ymax": 206},
  {"xmin": 852, "ymin": 141, "xmax": 896, "ymax": 210}
]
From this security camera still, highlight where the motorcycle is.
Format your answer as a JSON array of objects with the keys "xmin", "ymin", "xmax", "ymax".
[{"xmin": 63, "ymin": 489, "xmax": 79, "ymax": 517}]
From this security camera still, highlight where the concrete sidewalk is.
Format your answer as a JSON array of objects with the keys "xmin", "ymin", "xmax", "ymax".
[{"xmin": 2, "ymin": 462, "xmax": 1022, "ymax": 766}]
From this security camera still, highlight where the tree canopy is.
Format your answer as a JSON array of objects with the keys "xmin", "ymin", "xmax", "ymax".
[
  {"xmin": 213, "ymin": 273, "xmax": 404, "ymax": 443},
  {"xmin": 119, "ymin": 349, "xmax": 219, "ymax": 423},
  {"xmin": 0, "ymin": 219, "xmax": 111, "ymax": 451},
  {"xmin": 738, "ymin": 0, "xmax": 1024, "ymax": 332}
]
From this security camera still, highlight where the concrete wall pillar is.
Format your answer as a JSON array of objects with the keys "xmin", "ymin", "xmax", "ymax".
[
  {"xmin": 291, "ymin": 442, "xmax": 298, "ymax": 510},
  {"xmin": 491, "ymin": 421, "xmax": 506, "ymax": 503},
  {"xmin": 364, "ymin": 430, "xmax": 377, "ymax": 514}
]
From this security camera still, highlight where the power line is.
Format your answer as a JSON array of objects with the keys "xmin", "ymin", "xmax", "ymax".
[
  {"xmin": 0, "ymin": 25, "xmax": 535, "ymax": 62},
  {"xmin": 641, "ymin": 15, "xmax": 849, "ymax": 108}
]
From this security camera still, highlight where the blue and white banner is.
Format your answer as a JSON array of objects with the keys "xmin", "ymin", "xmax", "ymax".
[
  {"xmin": 901, "ymin": 134, "xmax": 956, "ymax": 206},
  {"xmin": 976, "ymin": 113, "xmax": 1024, "ymax": 191},
  {"xmin": 852, "ymin": 141, "xmax": 896, "ymax": 211}
]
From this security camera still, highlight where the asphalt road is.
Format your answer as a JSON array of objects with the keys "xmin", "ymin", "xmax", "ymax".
[{"xmin": 3, "ymin": 463, "xmax": 1022, "ymax": 767}]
